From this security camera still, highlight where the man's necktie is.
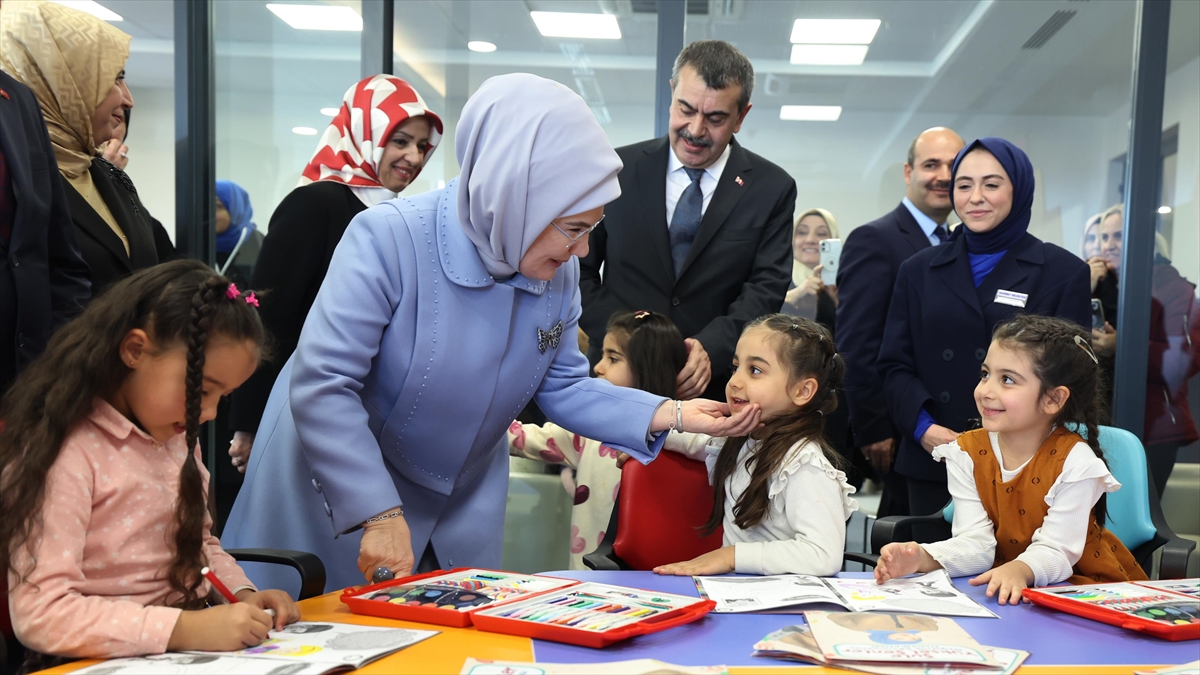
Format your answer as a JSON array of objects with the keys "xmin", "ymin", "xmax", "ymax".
[
  {"xmin": 669, "ymin": 167, "xmax": 705, "ymax": 277},
  {"xmin": 934, "ymin": 224, "xmax": 950, "ymax": 243}
]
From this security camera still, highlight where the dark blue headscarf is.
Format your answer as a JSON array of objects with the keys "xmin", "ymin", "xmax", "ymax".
[
  {"xmin": 215, "ymin": 180, "xmax": 256, "ymax": 254},
  {"xmin": 950, "ymin": 137, "xmax": 1035, "ymax": 255}
]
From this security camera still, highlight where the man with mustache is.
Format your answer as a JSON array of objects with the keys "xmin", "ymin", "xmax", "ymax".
[
  {"xmin": 836, "ymin": 127, "xmax": 964, "ymax": 519},
  {"xmin": 580, "ymin": 40, "xmax": 796, "ymax": 402}
]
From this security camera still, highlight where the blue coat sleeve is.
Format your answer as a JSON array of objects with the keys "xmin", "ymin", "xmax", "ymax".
[
  {"xmin": 535, "ymin": 268, "xmax": 669, "ymax": 463},
  {"xmin": 877, "ymin": 259, "xmax": 935, "ymax": 440},
  {"xmin": 289, "ymin": 208, "xmax": 405, "ymax": 534}
]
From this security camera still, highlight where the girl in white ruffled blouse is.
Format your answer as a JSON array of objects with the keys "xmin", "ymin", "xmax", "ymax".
[{"xmin": 653, "ymin": 314, "xmax": 858, "ymax": 577}]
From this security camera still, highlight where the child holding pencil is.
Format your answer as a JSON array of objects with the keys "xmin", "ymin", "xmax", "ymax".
[{"xmin": 0, "ymin": 261, "xmax": 299, "ymax": 665}]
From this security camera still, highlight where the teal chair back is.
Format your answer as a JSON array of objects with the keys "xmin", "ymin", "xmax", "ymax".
[{"xmin": 940, "ymin": 425, "xmax": 1156, "ymax": 551}]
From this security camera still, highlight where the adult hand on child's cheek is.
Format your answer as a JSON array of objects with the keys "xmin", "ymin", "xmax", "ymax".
[
  {"xmin": 676, "ymin": 339, "xmax": 711, "ymax": 400},
  {"xmin": 969, "ymin": 561, "xmax": 1033, "ymax": 605},
  {"xmin": 682, "ymin": 400, "xmax": 761, "ymax": 437},
  {"xmin": 358, "ymin": 513, "xmax": 414, "ymax": 584},
  {"xmin": 237, "ymin": 589, "xmax": 300, "ymax": 630},
  {"xmin": 653, "ymin": 546, "xmax": 735, "ymax": 576}
]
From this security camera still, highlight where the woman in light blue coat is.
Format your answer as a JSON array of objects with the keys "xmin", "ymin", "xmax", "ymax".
[{"xmin": 222, "ymin": 74, "xmax": 761, "ymax": 593}]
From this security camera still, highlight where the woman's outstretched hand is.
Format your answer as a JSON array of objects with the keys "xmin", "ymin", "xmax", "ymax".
[{"xmin": 651, "ymin": 399, "xmax": 762, "ymax": 437}]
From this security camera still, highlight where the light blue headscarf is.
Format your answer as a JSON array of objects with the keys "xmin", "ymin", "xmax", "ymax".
[
  {"xmin": 215, "ymin": 179, "xmax": 256, "ymax": 255},
  {"xmin": 455, "ymin": 73, "xmax": 622, "ymax": 278}
]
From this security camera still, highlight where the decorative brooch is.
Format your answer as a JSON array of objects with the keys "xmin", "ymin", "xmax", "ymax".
[{"xmin": 537, "ymin": 321, "xmax": 563, "ymax": 354}]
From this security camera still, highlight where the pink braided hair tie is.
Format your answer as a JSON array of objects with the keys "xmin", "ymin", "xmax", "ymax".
[
  {"xmin": 245, "ymin": 291, "xmax": 259, "ymax": 308},
  {"xmin": 225, "ymin": 282, "xmax": 240, "ymax": 299}
]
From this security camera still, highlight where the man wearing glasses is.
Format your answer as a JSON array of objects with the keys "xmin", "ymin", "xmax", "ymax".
[{"xmin": 580, "ymin": 40, "xmax": 795, "ymax": 401}]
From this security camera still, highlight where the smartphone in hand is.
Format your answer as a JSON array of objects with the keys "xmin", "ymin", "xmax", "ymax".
[
  {"xmin": 819, "ymin": 239, "xmax": 842, "ymax": 286},
  {"xmin": 1091, "ymin": 298, "xmax": 1106, "ymax": 331}
]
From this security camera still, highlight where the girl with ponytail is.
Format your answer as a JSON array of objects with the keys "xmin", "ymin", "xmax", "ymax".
[
  {"xmin": 875, "ymin": 314, "xmax": 1147, "ymax": 605},
  {"xmin": 653, "ymin": 314, "xmax": 859, "ymax": 577},
  {"xmin": 0, "ymin": 260, "xmax": 298, "ymax": 662}
]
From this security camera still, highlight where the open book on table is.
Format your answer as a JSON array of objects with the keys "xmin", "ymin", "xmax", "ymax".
[
  {"xmin": 71, "ymin": 622, "xmax": 438, "ymax": 674},
  {"xmin": 693, "ymin": 569, "xmax": 997, "ymax": 618}
]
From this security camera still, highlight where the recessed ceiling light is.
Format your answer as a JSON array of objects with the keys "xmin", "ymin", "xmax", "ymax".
[
  {"xmin": 790, "ymin": 19, "xmax": 881, "ymax": 45},
  {"xmin": 530, "ymin": 11, "xmax": 621, "ymax": 39},
  {"xmin": 780, "ymin": 105, "xmax": 843, "ymax": 121},
  {"xmin": 319, "ymin": 108, "xmax": 339, "ymax": 116},
  {"xmin": 468, "ymin": 41, "xmax": 497, "ymax": 53},
  {"xmin": 50, "ymin": 0, "xmax": 122, "ymax": 21},
  {"xmin": 1158, "ymin": 206, "xmax": 1172, "ymax": 214},
  {"xmin": 292, "ymin": 127, "xmax": 318, "ymax": 136},
  {"xmin": 790, "ymin": 44, "xmax": 869, "ymax": 66},
  {"xmin": 266, "ymin": 4, "xmax": 362, "ymax": 31}
]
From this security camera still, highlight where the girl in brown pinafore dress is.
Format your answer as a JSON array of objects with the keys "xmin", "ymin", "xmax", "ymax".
[{"xmin": 875, "ymin": 315, "xmax": 1146, "ymax": 604}]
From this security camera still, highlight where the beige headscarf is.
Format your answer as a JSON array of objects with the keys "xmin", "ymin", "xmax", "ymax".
[
  {"xmin": 791, "ymin": 207, "xmax": 840, "ymax": 287},
  {"xmin": 1, "ymin": 1, "xmax": 131, "ymax": 178}
]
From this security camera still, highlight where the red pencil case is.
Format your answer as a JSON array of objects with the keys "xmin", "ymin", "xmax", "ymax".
[
  {"xmin": 1024, "ymin": 581, "xmax": 1199, "ymax": 641},
  {"xmin": 340, "ymin": 568, "xmax": 579, "ymax": 628},
  {"xmin": 470, "ymin": 581, "xmax": 716, "ymax": 649}
]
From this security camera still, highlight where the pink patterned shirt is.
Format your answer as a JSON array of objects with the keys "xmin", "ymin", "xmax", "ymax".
[{"xmin": 7, "ymin": 399, "xmax": 255, "ymax": 658}]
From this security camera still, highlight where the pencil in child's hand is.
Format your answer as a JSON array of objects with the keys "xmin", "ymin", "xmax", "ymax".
[{"xmin": 201, "ymin": 566, "xmax": 238, "ymax": 604}]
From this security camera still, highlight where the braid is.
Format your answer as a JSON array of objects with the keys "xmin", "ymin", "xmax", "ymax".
[{"xmin": 167, "ymin": 277, "xmax": 227, "ymax": 609}]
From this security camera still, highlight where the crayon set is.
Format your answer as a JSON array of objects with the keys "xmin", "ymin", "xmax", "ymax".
[
  {"xmin": 341, "ymin": 568, "xmax": 576, "ymax": 627},
  {"xmin": 1025, "ymin": 581, "xmax": 1200, "ymax": 641},
  {"xmin": 470, "ymin": 582, "xmax": 715, "ymax": 648}
]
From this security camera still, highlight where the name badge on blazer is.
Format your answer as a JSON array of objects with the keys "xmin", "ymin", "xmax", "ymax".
[{"xmin": 995, "ymin": 289, "xmax": 1028, "ymax": 308}]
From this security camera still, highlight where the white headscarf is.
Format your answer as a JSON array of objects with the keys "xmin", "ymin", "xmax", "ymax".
[
  {"xmin": 791, "ymin": 207, "xmax": 840, "ymax": 287},
  {"xmin": 455, "ymin": 74, "xmax": 622, "ymax": 279}
]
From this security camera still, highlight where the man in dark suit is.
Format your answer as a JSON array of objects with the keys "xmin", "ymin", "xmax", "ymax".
[
  {"xmin": 580, "ymin": 40, "xmax": 796, "ymax": 402},
  {"xmin": 835, "ymin": 127, "xmax": 964, "ymax": 517},
  {"xmin": 0, "ymin": 69, "xmax": 90, "ymax": 392}
]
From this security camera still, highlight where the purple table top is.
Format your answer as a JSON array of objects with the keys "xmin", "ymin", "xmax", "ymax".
[{"xmin": 531, "ymin": 570, "xmax": 1197, "ymax": 667}]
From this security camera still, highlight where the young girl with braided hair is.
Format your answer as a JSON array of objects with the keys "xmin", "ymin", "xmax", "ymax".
[
  {"xmin": 0, "ymin": 260, "xmax": 299, "ymax": 664},
  {"xmin": 652, "ymin": 314, "xmax": 858, "ymax": 577},
  {"xmin": 875, "ymin": 314, "xmax": 1147, "ymax": 604}
]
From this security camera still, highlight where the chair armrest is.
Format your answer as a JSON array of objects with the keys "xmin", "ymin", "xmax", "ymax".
[
  {"xmin": 870, "ymin": 514, "xmax": 948, "ymax": 554},
  {"xmin": 1157, "ymin": 535, "xmax": 1197, "ymax": 580},
  {"xmin": 227, "ymin": 548, "xmax": 326, "ymax": 600},
  {"xmin": 843, "ymin": 551, "xmax": 879, "ymax": 568}
]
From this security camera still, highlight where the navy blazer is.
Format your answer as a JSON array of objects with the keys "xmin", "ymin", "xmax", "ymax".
[
  {"xmin": 878, "ymin": 232, "xmax": 1091, "ymax": 481},
  {"xmin": 579, "ymin": 136, "xmax": 795, "ymax": 400},
  {"xmin": 0, "ymin": 70, "xmax": 89, "ymax": 388},
  {"xmin": 835, "ymin": 202, "xmax": 933, "ymax": 446}
]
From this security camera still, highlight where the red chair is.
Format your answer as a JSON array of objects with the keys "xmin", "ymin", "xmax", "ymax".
[{"xmin": 584, "ymin": 451, "xmax": 723, "ymax": 570}]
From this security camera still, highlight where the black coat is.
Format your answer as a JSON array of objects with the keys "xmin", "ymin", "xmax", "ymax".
[
  {"xmin": 0, "ymin": 70, "xmax": 90, "ymax": 390},
  {"xmin": 579, "ymin": 136, "xmax": 796, "ymax": 400},
  {"xmin": 228, "ymin": 181, "xmax": 366, "ymax": 434},
  {"xmin": 64, "ymin": 157, "xmax": 175, "ymax": 297},
  {"xmin": 878, "ymin": 232, "xmax": 1091, "ymax": 482},
  {"xmin": 835, "ymin": 202, "xmax": 935, "ymax": 447}
]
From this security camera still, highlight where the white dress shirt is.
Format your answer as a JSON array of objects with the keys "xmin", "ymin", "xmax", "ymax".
[
  {"xmin": 902, "ymin": 196, "xmax": 948, "ymax": 247},
  {"xmin": 665, "ymin": 432, "xmax": 858, "ymax": 576},
  {"xmin": 666, "ymin": 143, "xmax": 732, "ymax": 227},
  {"xmin": 921, "ymin": 433, "xmax": 1121, "ymax": 587}
]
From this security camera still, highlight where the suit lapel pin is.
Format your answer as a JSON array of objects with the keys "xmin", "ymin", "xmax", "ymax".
[
  {"xmin": 735, "ymin": 176, "xmax": 744, "ymax": 186},
  {"xmin": 0, "ymin": 89, "xmax": 9, "ymax": 100}
]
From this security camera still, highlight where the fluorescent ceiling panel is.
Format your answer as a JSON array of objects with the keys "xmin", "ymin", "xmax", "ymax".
[
  {"xmin": 319, "ymin": 108, "xmax": 339, "ymax": 116},
  {"xmin": 790, "ymin": 44, "xmax": 869, "ymax": 66},
  {"xmin": 1158, "ymin": 206, "xmax": 1172, "ymax": 214},
  {"xmin": 468, "ymin": 41, "xmax": 497, "ymax": 53},
  {"xmin": 780, "ymin": 105, "xmax": 843, "ymax": 121},
  {"xmin": 790, "ymin": 19, "xmax": 881, "ymax": 44},
  {"xmin": 266, "ymin": 4, "xmax": 362, "ymax": 31},
  {"xmin": 50, "ymin": 0, "xmax": 122, "ymax": 21},
  {"xmin": 292, "ymin": 126, "xmax": 318, "ymax": 136},
  {"xmin": 530, "ymin": 11, "xmax": 621, "ymax": 40}
]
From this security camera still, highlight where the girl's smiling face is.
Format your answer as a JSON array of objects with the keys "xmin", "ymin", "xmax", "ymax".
[
  {"xmin": 974, "ymin": 342, "xmax": 1068, "ymax": 434},
  {"xmin": 726, "ymin": 327, "xmax": 816, "ymax": 422},
  {"xmin": 593, "ymin": 331, "xmax": 635, "ymax": 389}
]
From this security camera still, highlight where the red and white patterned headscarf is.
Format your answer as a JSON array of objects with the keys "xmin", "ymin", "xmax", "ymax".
[{"xmin": 299, "ymin": 74, "xmax": 443, "ymax": 207}]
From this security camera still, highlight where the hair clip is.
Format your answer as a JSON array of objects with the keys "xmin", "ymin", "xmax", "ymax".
[
  {"xmin": 790, "ymin": 322, "xmax": 800, "ymax": 332},
  {"xmin": 1073, "ymin": 335, "xmax": 1099, "ymax": 364},
  {"xmin": 225, "ymin": 283, "xmax": 240, "ymax": 300},
  {"xmin": 245, "ymin": 291, "xmax": 260, "ymax": 308},
  {"xmin": 634, "ymin": 310, "xmax": 651, "ymax": 320}
]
